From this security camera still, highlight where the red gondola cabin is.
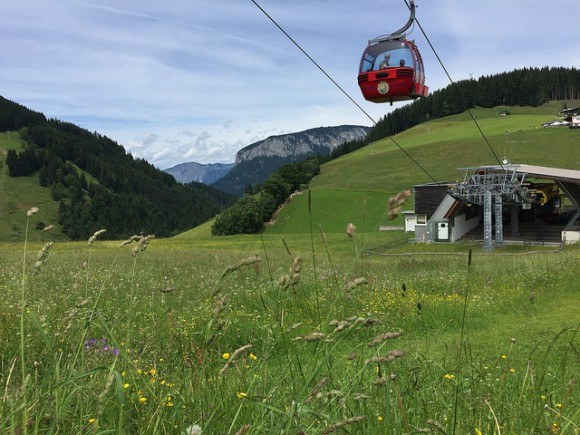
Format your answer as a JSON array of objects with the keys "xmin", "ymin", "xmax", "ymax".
[
  {"xmin": 358, "ymin": 37, "xmax": 428, "ymax": 104},
  {"xmin": 357, "ymin": 0, "xmax": 428, "ymax": 104}
]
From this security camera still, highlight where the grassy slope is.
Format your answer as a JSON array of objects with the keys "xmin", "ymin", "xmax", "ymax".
[
  {"xmin": 265, "ymin": 103, "xmax": 580, "ymax": 235},
  {"xmin": 0, "ymin": 132, "xmax": 66, "ymax": 243},
  {"xmin": 175, "ymin": 102, "xmax": 579, "ymax": 240}
]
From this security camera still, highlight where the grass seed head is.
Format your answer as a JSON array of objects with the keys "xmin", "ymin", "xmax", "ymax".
[
  {"xmin": 321, "ymin": 415, "xmax": 366, "ymax": 434},
  {"xmin": 387, "ymin": 189, "xmax": 411, "ymax": 220},
  {"xmin": 34, "ymin": 242, "xmax": 53, "ymax": 273},
  {"xmin": 88, "ymin": 229, "xmax": 107, "ymax": 245},
  {"xmin": 346, "ymin": 222, "xmax": 356, "ymax": 238},
  {"xmin": 367, "ymin": 331, "xmax": 403, "ymax": 346}
]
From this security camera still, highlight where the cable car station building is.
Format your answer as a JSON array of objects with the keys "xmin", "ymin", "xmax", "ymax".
[{"xmin": 403, "ymin": 164, "xmax": 580, "ymax": 251}]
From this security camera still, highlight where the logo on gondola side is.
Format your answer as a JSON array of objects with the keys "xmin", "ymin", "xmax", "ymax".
[{"xmin": 377, "ymin": 81, "xmax": 389, "ymax": 95}]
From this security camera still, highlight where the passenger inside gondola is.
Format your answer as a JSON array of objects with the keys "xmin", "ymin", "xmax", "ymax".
[{"xmin": 378, "ymin": 54, "xmax": 391, "ymax": 69}]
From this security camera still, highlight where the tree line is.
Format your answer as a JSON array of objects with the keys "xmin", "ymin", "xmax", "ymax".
[
  {"xmin": 330, "ymin": 66, "xmax": 580, "ymax": 159},
  {"xmin": 1, "ymin": 97, "xmax": 235, "ymax": 240},
  {"xmin": 210, "ymin": 66, "xmax": 580, "ymax": 235},
  {"xmin": 211, "ymin": 157, "xmax": 320, "ymax": 235}
]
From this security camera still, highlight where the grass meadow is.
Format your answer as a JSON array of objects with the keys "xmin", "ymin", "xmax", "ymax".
[{"xmin": 1, "ymin": 207, "xmax": 578, "ymax": 434}]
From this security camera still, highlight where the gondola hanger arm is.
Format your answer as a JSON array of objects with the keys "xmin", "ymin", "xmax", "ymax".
[{"xmin": 370, "ymin": 0, "xmax": 415, "ymax": 44}]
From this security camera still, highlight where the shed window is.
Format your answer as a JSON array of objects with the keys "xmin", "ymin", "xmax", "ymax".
[{"xmin": 416, "ymin": 214, "xmax": 427, "ymax": 225}]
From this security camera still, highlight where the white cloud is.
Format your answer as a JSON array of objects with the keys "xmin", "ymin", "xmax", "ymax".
[{"xmin": 2, "ymin": 0, "xmax": 580, "ymax": 168}]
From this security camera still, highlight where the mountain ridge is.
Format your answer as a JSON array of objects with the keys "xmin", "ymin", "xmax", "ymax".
[
  {"xmin": 164, "ymin": 161, "xmax": 234, "ymax": 184},
  {"xmin": 211, "ymin": 125, "xmax": 370, "ymax": 196}
]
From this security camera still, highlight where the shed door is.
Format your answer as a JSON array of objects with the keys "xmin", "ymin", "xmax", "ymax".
[{"xmin": 437, "ymin": 222, "xmax": 449, "ymax": 240}]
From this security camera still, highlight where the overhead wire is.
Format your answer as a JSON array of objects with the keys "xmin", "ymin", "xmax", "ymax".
[
  {"xmin": 250, "ymin": 0, "xmax": 441, "ymax": 185},
  {"xmin": 403, "ymin": 0, "xmax": 505, "ymax": 169}
]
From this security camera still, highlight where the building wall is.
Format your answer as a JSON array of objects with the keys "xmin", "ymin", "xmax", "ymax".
[{"xmin": 450, "ymin": 213, "xmax": 481, "ymax": 242}]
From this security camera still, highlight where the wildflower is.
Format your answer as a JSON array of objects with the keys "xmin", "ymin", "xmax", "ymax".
[
  {"xmin": 541, "ymin": 395, "xmax": 547, "ymax": 400},
  {"xmin": 149, "ymin": 368, "xmax": 156, "ymax": 376},
  {"xmin": 475, "ymin": 429, "xmax": 482, "ymax": 435},
  {"xmin": 183, "ymin": 424, "xmax": 202, "ymax": 435},
  {"xmin": 377, "ymin": 415, "xmax": 383, "ymax": 422},
  {"xmin": 222, "ymin": 352, "xmax": 231, "ymax": 360},
  {"xmin": 139, "ymin": 396, "xmax": 147, "ymax": 404},
  {"xmin": 220, "ymin": 344, "xmax": 253, "ymax": 375},
  {"xmin": 88, "ymin": 418, "xmax": 96, "ymax": 424},
  {"xmin": 236, "ymin": 392, "xmax": 247, "ymax": 399},
  {"xmin": 249, "ymin": 353, "xmax": 258, "ymax": 361},
  {"xmin": 501, "ymin": 354, "xmax": 507, "ymax": 359},
  {"xmin": 443, "ymin": 374, "xmax": 455, "ymax": 380},
  {"xmin": 123, "ymin": 383, "xmax": 130, "ymax": 389},
  {"xmin": 509, "ymin": 368, "xmax": 515, "ymax": 373},
  {"xmin": 556, "ymin": 403, "xmax": 563, "ymax": 408}
]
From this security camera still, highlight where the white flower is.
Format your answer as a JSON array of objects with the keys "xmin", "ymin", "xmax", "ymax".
[{"xmin": 183, "ymin": 424, "xmax": 202, "ymax": 435}]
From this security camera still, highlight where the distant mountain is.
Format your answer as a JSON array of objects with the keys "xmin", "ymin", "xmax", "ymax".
[
  {"xmin": 164, "ymin": 162, "xmax": 234, "ymax": 184},
  {"xmin": 211, "ymin": 125, "xmax": 370, "ymax": 196}
]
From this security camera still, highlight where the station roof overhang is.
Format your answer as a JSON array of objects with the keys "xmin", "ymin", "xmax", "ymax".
[{"xmin": 483, "ymin": 164, "xmax": 580, "ymax": 184}]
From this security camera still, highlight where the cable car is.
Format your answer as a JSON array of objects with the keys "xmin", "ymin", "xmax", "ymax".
[{"xmin": 357, "ymin": 0, "xmax": 428, "ymax": 104}]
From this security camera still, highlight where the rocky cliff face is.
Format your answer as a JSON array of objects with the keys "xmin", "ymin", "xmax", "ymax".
[
  {"xmin": 234, "ymin": 125, "xmax": 369, "ymax": 164},
  {"xmin": 212, "ymin": 125, "xmax": 370, "ymax": 196}
]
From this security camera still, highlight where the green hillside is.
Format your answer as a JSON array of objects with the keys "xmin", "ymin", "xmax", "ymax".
[
  {"xmin": 0, "ymin": 132, "xmax": 66, "ymax": 242},
  {"xmin": 239, "ymin": 102, "xmax": 580, "ymax": 237},
  {"xmin": 0, "ymin": 95, "xmax": 237, "ymax": 242}
]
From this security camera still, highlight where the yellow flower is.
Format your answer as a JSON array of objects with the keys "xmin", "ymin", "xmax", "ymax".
[
  {"xmin": 139, "ymin": 396, "xmax": 147, "ymax": 404},
  {"xmin": 509, "ymin": 368, "xmax": 515, "ymax": 373},
  {"xmin": 149, "ymin": 368, "xmax": 156, "ymax": 376},
  {"xmin": 249, "ymin": 353, "xmax": 258, "ymax": 361},
  {"xmin": 137, "ymin": 369, "xmax": 143, "ymax": 375},
  {"xmin": 236, "ymin": 392, "xmax": 247, "ymax": 399},
  {"xmin": 475, "ymin": 429, "xmax": 482, "ymax": 435},
  {"xmin": 88, "ymin": 418, "xmax": 96, "ymax": 424},
  {"xmin": 222, "ymin": 352, "xmax": 230, "ymax": 360},
  {"xmin": 541, "ymin": 395, "xmax": 547, "ymax": 400},
  {"xmin": 443, "ymin": 374, "xmax": 455, "ymax": 380},
  {"xmin": 123, "ymin": 383, "xmax": 130, "ymax": 389},
  {"xmin": 556, "ymin": 403, "xmax": 563, "ymax": 408},
  {"xmin": 501, "ymin": 354, "xmax": 507, "ymax": 359},
  {"xmin": 377, "ymin": 415, "xmax": 383, "ymax": 422}
]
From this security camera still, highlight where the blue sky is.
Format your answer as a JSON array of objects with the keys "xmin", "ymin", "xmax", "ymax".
[{"xmin": 2, "ymin": 0, "xmax": 579, "ymax": 168}]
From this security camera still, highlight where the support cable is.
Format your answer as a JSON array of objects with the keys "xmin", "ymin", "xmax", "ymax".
[
  {"xmin": 405, "ymin": 0, "xmax": 505, "ymax": 170},
  {"xmin": 250, "ymin": 0, "xmax": 441, "ymax": 185}
]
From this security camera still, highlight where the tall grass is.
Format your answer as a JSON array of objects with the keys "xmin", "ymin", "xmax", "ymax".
[{"xmin": 0, "ymin": 208, "xmax": 578, "ymax": 433}]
